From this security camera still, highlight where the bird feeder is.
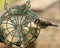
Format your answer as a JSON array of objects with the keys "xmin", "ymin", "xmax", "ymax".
[{"xmin": 0, "ymin": 0, "xmax": 40, "ymax": 48}]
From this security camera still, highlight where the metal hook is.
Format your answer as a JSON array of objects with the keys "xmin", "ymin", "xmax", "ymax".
[
  {"xmin": 26, "ymin": 0, "xmax": 31, "ymax": 9},
  {"xmin": 4, "ymin": 0, "xmax": 11, "ymax": 14},
  {"xmin": 4, "ymin": 0, "xmax": 8, "ymax": 10}
]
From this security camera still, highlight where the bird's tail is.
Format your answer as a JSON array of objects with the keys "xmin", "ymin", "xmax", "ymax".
[{"xmin": 50, "ymin": 24, "xmax": 58, "ymax": 27}]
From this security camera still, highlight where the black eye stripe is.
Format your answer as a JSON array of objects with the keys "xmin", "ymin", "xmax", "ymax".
[{"xmin": 35, "ymin": 19, "xmax": 40, "ymax": 23}]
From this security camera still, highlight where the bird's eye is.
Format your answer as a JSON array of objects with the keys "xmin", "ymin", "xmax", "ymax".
[{"xmin": 34, "ymin": 19, "xmax": 40, "ymax": 24}]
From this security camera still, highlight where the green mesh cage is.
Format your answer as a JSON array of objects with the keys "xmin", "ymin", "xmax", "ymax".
[{"xmin": 0, "ymin": 0, "xmax": 40, "ymax": 48}]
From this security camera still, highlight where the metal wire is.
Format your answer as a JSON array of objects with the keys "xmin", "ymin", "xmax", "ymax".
[{"xmin": 0, "ymin": 0, "xmax": 40, "ymax": 48}]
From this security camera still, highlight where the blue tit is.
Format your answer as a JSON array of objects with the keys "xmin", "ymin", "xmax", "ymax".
[{"xmin": 34, "ymin": 18, "xmax": 58, "ymax": 29}]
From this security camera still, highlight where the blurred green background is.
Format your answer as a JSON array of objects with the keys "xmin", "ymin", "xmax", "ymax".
[{"xmin": 0, "ymin": 0, "xmax": 13, "ymax": 10}]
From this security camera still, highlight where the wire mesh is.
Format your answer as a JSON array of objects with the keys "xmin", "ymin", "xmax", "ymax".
[{"xmin": 0, "ymin": 0, "xmax": 40, "ymax": 48}]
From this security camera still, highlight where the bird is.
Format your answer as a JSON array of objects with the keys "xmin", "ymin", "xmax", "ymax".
[
  {"xmin": 26, "ymin": 18, "xmax": 58, "ymax": 39},
  {"xmin": 34, "ymin": 18, "xmax": 58, "ymax": 29}
]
